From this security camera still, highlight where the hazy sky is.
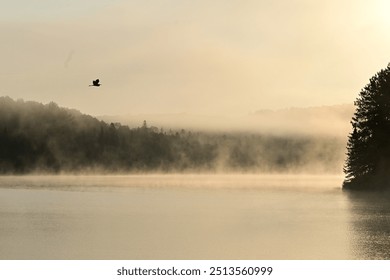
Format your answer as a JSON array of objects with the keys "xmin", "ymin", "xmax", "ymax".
[{"xmin": 1, "ymin": 0, "xmax": 390, "ymax": 116}]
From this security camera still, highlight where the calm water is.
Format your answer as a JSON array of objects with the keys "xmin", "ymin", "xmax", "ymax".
[{"xmin": 0, "ymin": 174, "xmax": 389, "ymax": 260}]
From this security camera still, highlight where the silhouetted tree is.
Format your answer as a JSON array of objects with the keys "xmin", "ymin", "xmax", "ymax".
[{"xmin": 344, "ymin": 64, "xmax": 390, "ymax": 190}]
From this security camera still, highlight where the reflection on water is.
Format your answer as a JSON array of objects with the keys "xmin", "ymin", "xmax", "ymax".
[
  {"xmin": 0, "ymin": 174, "xmax": 388, "ymax": 260},
  {"xmin": 345, "ymin": 191, "xmax": 390, "ymax": 259}
]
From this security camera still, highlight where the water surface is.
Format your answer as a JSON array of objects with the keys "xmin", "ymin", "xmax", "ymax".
[{"xmin": 0, "ymin": 174, "xmax": 389, "ymax": 259}]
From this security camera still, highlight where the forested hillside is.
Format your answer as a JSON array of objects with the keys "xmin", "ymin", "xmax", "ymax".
[{"xmin": 0, "ymin": 97, "xmax": 346, "ymax": 174}]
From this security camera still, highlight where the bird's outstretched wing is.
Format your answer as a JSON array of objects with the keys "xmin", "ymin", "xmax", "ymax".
[{"xmin": 89, "ymin": 78, "xmax": 101, "ymax": 87}]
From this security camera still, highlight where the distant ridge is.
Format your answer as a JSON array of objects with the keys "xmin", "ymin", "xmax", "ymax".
[
  {"xmin": 100, "ymin": 104, "xmax": 354, "ymax": 137},
  {"xmin": 254, "ymin": 104, "xmax": 353, "ymax": 119}
]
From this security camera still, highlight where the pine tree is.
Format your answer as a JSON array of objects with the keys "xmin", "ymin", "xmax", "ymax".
[{"xmin": 344, "ymin": 64, "xmax": 390, "ymax": 190}]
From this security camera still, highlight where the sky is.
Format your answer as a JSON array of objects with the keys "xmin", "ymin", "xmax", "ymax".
[{"xmin": 1, "ymin": 0, "xmax": 390, "ymax": 116}]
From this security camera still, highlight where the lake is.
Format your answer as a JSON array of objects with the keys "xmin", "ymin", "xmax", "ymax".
[{"xmin": 0, "ymin": 174, "xmax": 389, "ymax": 260}]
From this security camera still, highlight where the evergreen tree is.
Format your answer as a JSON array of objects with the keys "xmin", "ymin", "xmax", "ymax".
[{"xmin": 344, "ymin": 64, "xmax": 390, "ymax": 190}]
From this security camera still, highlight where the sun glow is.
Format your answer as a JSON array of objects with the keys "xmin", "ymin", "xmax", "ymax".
[{"xmin": 371, "ymin": 0, "xmax": 390, "ymax": 26}]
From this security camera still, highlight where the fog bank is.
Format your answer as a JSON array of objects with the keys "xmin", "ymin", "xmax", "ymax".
[
  {"xmin": 1, "ymin": 97, "xmax": 348, "ymax": 175},
  {"xmin": 100, "ymin": 104, "xmax": 354, "ymax": 138}
]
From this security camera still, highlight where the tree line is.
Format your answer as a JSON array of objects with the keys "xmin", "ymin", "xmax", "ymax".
[{"xmin": 0, "ymin": 96, "xmax": 345, "ymax": 174}]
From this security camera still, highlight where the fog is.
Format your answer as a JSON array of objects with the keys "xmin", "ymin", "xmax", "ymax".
[
  {"xmin": 0, "ymin": 174, "xmax": 352, "ymax": 259},
  {"xmin": 101, "ymin": 104, "xmax": 354, "ymax": 138},
  {"xmin": 1, "ymin": 97, "xmax": 350, "ymax": 175}
]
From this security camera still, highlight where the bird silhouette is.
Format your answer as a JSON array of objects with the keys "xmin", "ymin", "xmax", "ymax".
[{"xmin": 89, "ymin": 79, "xmax": 101, "ymax": 87}]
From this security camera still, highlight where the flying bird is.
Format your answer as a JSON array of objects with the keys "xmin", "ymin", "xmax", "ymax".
[{"xmin": 89, "ymin": 79, "xmax": 101, "ymax": 87}]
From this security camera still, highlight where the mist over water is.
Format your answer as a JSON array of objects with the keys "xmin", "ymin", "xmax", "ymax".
[
  {"xmin": 1, "ymin": 174, "xmax": 388, "ymax": 260},
  {"xmin": 2, "ymin": 98, "xmax": 387, "ymax": 260},
  {"xmin": 0, "ymin": 97, "xmax": 348, "ymax": 175}
]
